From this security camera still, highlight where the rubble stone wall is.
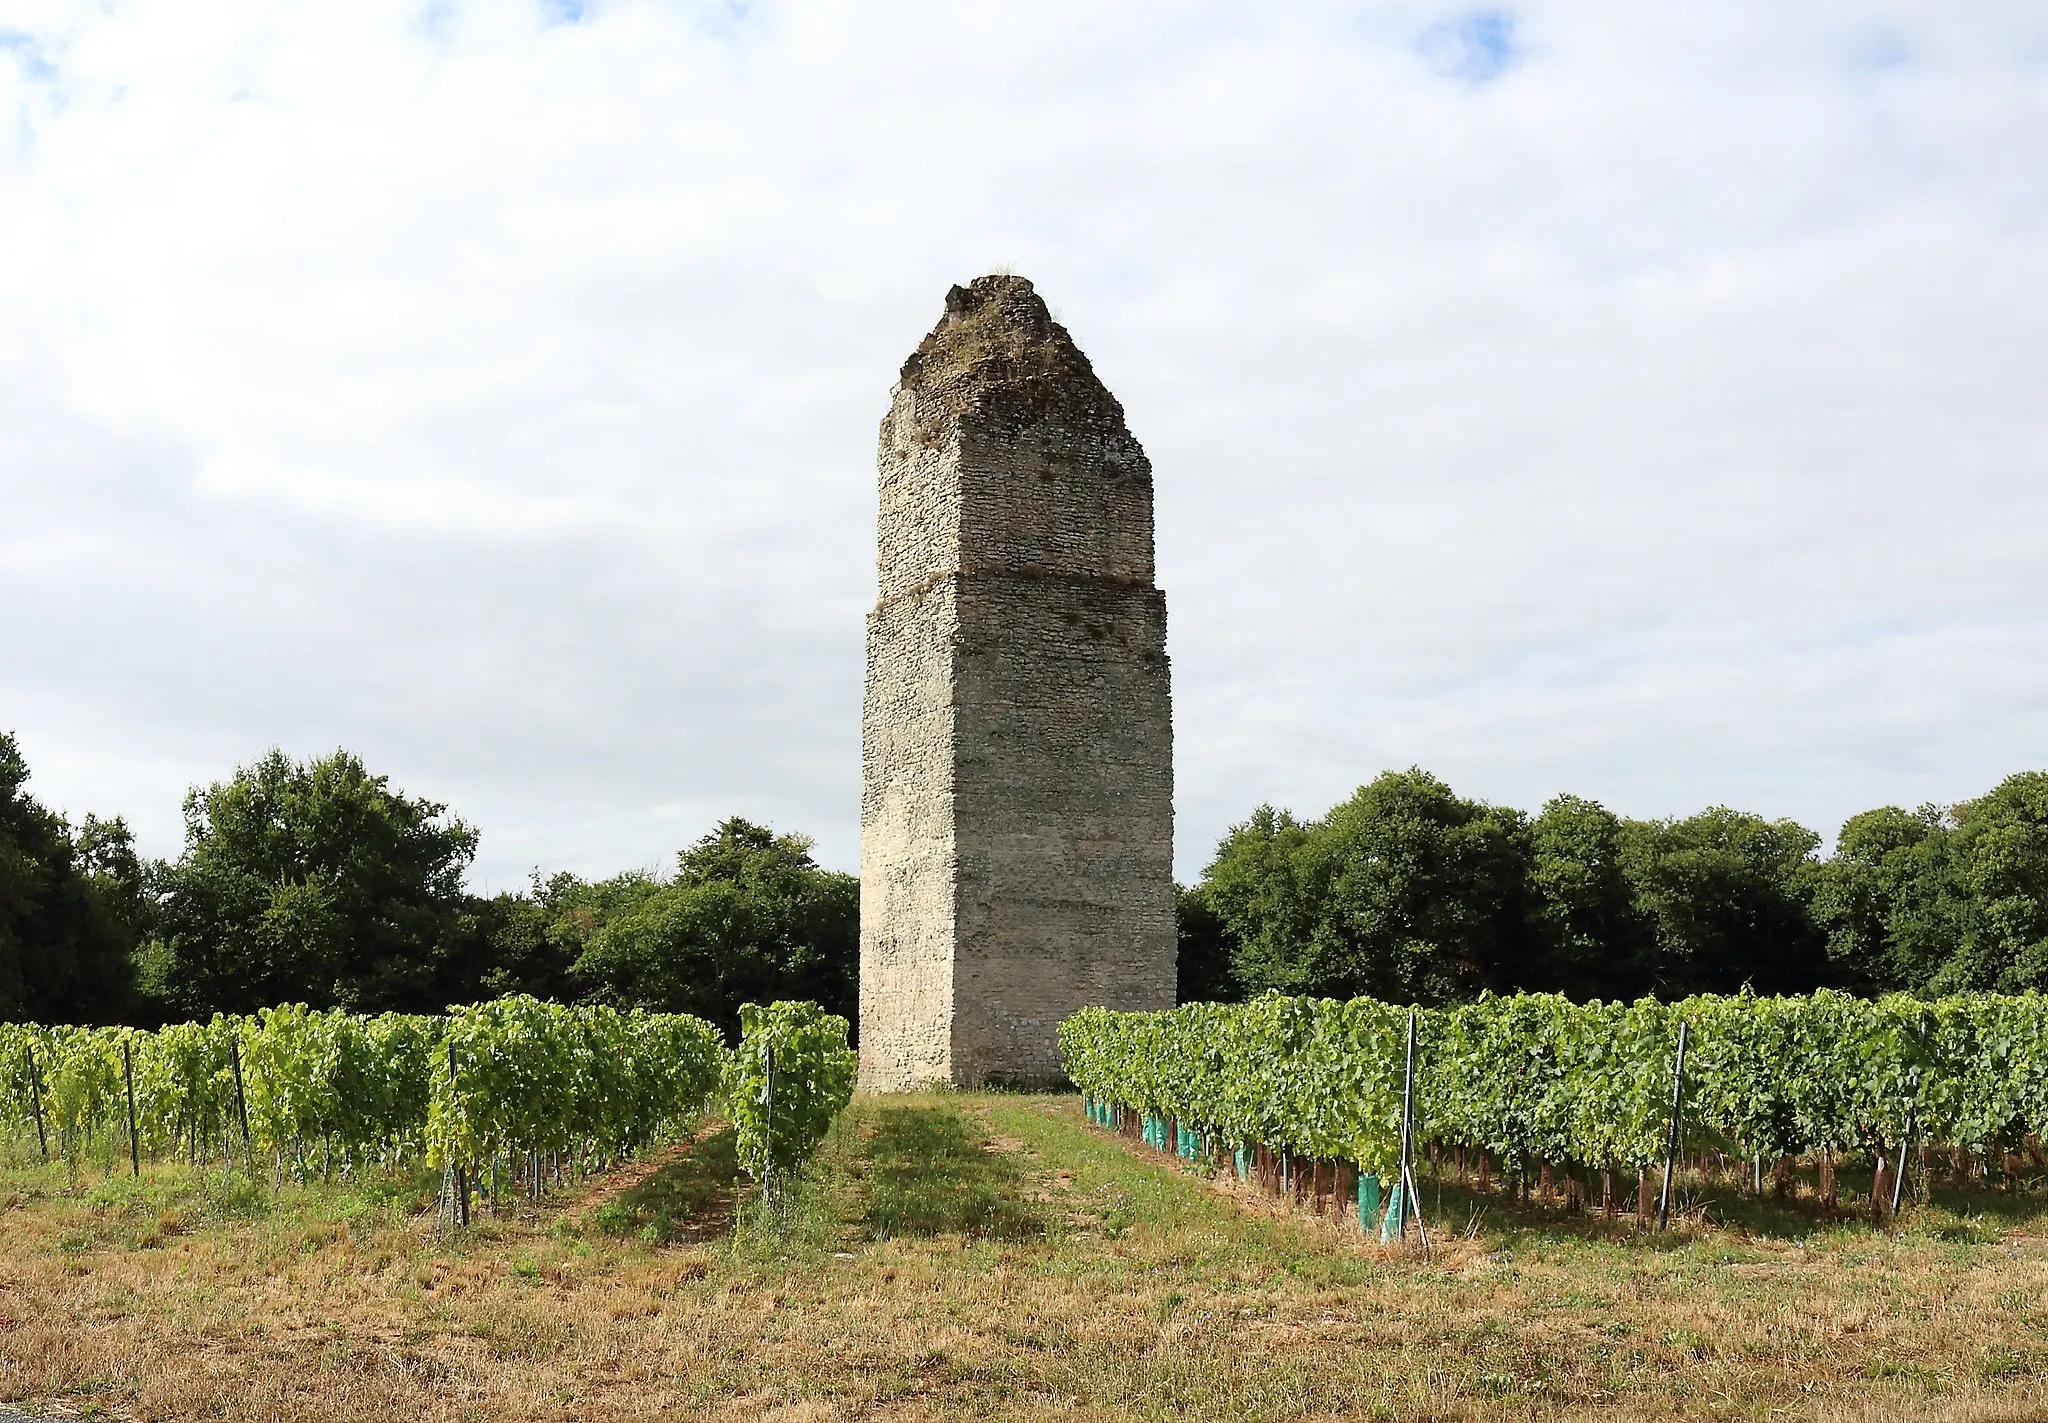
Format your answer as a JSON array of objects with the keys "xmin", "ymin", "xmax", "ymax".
[{"xmin": 859, "ymin": 275, "xmax": 1175, "ymax": 1091}]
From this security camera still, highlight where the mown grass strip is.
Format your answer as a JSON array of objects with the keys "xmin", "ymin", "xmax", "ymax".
[
  {"xmin": 854, "ymin": 1101, "xmax": 1043, "ymax": 1241},
  {"xmin": 587, "ymin": 1126, "xmax": 739, "ymax": 1245}
]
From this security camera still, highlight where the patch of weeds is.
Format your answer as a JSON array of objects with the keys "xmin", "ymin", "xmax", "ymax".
[
  {"xmin": 1095, "ymin": 1183, "xmax": 1135, "ymax": 1239},
  {"xmin": 729, "ymin": 1171, "xmax": 841, "ymax": 1262},
  {"xmin": 1932, "ymin": 1218, "xmax": 1993, "ymax": 1245},
  {"xmin": 856, "ymin": 1104, "xmax": 1043, "ymax": 1242},
  {"xmin": 1661, "ymin": 1327, "xmax": 1713, "ymax": 1359},
  {"xmin": 1867, "ymin": 1359, "xmax": 1940, "ymax": 1384},
  {"xmin": 1983, "ymin": 1349, "xmax": 2041, "ymax": 1380},
  {"xmin": 358, "ymin": 1169, "xmax": 439, "ymax": 1216},
  {"xmin": 590, "ymin": 1128, "xmax": 739, "ymax": 1245},
  {"xmin": 198, "ymin": 1170, "xmax": 272, "ymax": 1223},
  {"xmin": 84, "ymin": 1170, "xmax": 171, "ymax": 1213}
]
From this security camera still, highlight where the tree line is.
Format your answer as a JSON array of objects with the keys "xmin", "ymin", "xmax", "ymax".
[
  {"xmin": 0, "ymin": 734, "xmax": 854, "ymax": 1036},
  {"xmin": 6, "ymin": 732, "xmax": 2045, "ymax": 1029},
  {"xmin": 1176, "ymin": 767, "xmax": 2048, "ymax": 1006}
]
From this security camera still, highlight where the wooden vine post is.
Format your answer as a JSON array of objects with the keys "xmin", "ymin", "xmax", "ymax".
[
  {"xmin": 229, "ymin": 1035, "xmax": 252, "ymax": 1154},
  {"xmin": 121, "ymin": 1037, "xmax": 141, "ymax": 1176},
  {"xmin": 24, "ymin": 1044, "xmax": 48, "ymax": 1161},
  {"xmin": 446, "ymin": 1039, "xmax": 468, "ymax": 1229}
]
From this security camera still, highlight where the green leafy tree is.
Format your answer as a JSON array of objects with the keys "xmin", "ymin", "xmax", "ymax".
[
  {"xmin": 1174, "ymin": 882, "xmax": 1239, "ymax": 1005},
  {"xmin": 1204, "ymin": 770, "xmax": 1530, "ymax": 1004},
  {"xmin": 1615, "ymin": 807, "xmax": 1826, "ymax": 995},
  {"xmin": 0, "ymin": 732, "xmax": 144, "ymax": 1023},
  {"xmin": 1200, "ymin": 804, "xmax": 1318, "ymax": 993},
  {"xmin": 146, "ymin": 748, "xmax": 479, "ymax": 1017},
  {"xmin": 463, "ymin": 889, "xmax": 578, "ymax": 1003},
  {"xmin": 1806, "ymin": 774, "xmax": 2048, "ymax": 995},
  {"xmin": 1807, "ymin": 804, "xmax": 1951, "ymax": 992},
  {"xmin": 570, "ymin": 819, "xmax": 857, "ymax": 1038},
  {"xmin": 1939, "ymin": 772, "xmax": 2048, "ymax": 991},
  {"xmin": 1524, "ymin": 793, "xmax": 1652, "ymax": 999}
]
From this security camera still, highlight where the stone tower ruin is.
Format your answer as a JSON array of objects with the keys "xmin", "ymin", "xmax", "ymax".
[{"xmin": 859, "ymin": 275, "xmax": 1175, "ymax": 1090}]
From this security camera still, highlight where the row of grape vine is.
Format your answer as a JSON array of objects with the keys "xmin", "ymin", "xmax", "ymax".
[
  {"xmin": 1060, "ymin": 990, "xmax": 2048, "ymax": 1211},
  {"xmin": 1, "ymin": 995, "xmax": 855, "ymax": 1206}
]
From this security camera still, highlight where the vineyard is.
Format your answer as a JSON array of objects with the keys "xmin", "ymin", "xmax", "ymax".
[
  {"xmin": 1061, "ymin": 989, "xmax": 2048, "ymax": 1227},
  {"xmin": 0, "ymin": 994, "xmax": 855, "ymax": 1214},
  {"xmin": 4, "ymin": 1022, "xmax": 2047, "ymax": 1421}
]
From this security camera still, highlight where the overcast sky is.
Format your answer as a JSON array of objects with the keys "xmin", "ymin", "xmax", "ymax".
[{"xmin": 3, "ymin": 0, "xmax": 2044, "ymax": 888}]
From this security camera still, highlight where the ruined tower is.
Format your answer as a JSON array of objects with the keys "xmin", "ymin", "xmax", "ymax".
[{"xmin": 859, "ymin": 275, "xmax": 1175, "ymax": 1090}]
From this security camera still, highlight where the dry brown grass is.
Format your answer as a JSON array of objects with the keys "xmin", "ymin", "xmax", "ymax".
[{"xmin": 3, "ymin": 1095, "xmax": 2046, "ymax": 1423}]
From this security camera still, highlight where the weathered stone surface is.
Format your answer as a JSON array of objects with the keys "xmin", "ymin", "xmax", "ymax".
[{"xmin": 859, "ymin": 275, "xmax": 1175, "ymax": 1090}]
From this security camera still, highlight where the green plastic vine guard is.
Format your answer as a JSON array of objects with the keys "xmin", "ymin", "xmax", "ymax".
[{"xmin": 1358, "ymin": 1172, "xmax": 1381, "ymax": 1232}]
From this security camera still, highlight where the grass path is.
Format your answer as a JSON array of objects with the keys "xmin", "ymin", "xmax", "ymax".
[{"xmin": 2, "ymin": 1094, "xmax": 2046, "ymax": 1422}]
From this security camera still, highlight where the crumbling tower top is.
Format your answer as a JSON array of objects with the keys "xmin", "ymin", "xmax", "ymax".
[{"xmin": 876, "ymin": 274, "xmax": 1156, "ymax": 602}]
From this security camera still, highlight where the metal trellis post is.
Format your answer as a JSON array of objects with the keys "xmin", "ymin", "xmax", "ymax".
[
  {"xmin": 1398, "ymin": 1007, "xmax": 1428, "ymax": 1252},
  {"xmin": 762, "ymin": 1040, "xmax": 777, "ymax": 1209},
  {"xmin": 1657, "ymin": 1019, "xmax": 1689, "ymax": 1232}
]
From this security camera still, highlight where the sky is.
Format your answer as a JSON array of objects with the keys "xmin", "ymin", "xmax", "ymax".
[{"xmin": 2, "ymin": 0, "xmax": 2044, "ymax": 889}]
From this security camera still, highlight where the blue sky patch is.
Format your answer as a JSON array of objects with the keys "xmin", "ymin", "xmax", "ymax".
[
  {"xmin": 540, "ymin": 0, "xmax": 587, "ymax": 27},
  {"xmin": 1419, "ymin": 10, "xmax": 1518, "ymax": 84},
  {"xmin": 696, "ymin": 0, "xmax": 758, "ymax": 43},
  {"xmin": 1851, "ymin": 29, "xmax": 1911, "ymax": 72},
  {"xmin": 0, "ymin": 30, "xmax": 59, "ymax": 83}
]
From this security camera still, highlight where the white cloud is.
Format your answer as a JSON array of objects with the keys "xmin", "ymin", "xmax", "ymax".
[{"xmin": 2, "ymin": 0, "xmax": 2045, "ymax": 885}]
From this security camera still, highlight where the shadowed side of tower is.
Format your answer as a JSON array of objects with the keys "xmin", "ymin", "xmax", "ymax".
[{"xmin": 859, "ymin": 276, "xmax": 1175, "ymax": 1090}]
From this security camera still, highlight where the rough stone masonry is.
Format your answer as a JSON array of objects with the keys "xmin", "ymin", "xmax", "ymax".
[{"xmin": 859, "ymin": 275, "xmax": 1176, "ymax": 1090}]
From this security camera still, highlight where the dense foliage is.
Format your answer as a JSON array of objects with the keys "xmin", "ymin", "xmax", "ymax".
[
  {"xmin": 570, "ymin": 820, "xmax": 859, "ymax": 1039},
  {"xmin": 725, "ymin": 999, "xmax": 857, "ymax": 1185},
  {"xmin": 1191, "ymin": 767, "xmax": 2048, "ymax": 1003},
  {"xmin": 1, "ymin": 998, "xmax": 721, "ymax": 1174},
  {"xmin": 1, "ymin": 995, "xmax": 850, "ymax": 1187},
  {"xmin": 0, "ymin": 735, "xmax": 860, "ymax": 1034},
  {"xmin": 1203, "ymin": 773, "xmax": 1528, "ymax": 1004},
  {"xmin": 11, "ymin": 723, "xmax": 2044, "ymax": 1027},
  {"xmin": 142, "ymin": 749, "xmax": 482, "ymax": 1018},
  {"xmin": 1062, "ymin": 990, "xmax": 2048, "ymax": 1180},
  {"xmin": 0, "ymin": 733, "xmax": 149, "ymax": 1024},
  {"xmin": 2, "ymin": 1008, "xmax": 444, "ymax": 1170},
  {"xmin": 1809, "ymin": 774, "xmax": 2048, "ymax": 994},
  {"xmin": 426, "ymin": 995, "xmax": 725, "ymax": 1169}
]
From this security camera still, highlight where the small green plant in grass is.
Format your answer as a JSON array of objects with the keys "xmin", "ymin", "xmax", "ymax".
[
  {"xmin": 1932, "ymin": 1217, "xmax": 1994, "ymax": 1244},
  {"xmin": 1982, "ymin": 1350, "xmax": 2036, "ymax": 1379}
]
